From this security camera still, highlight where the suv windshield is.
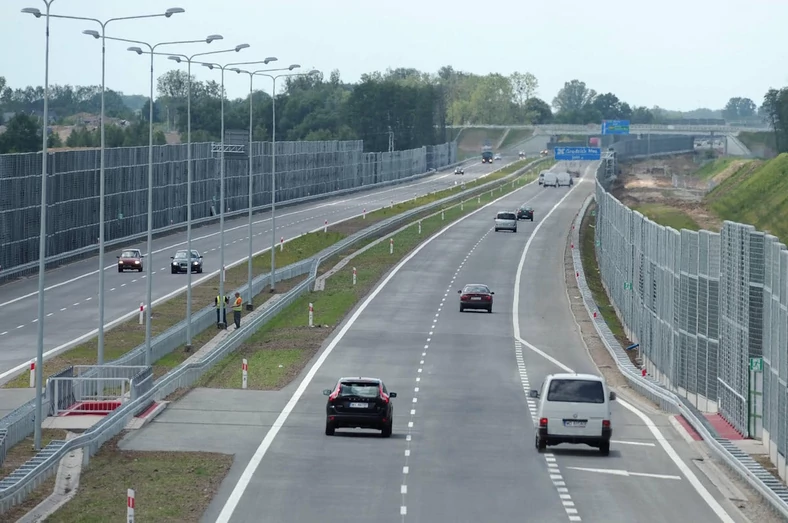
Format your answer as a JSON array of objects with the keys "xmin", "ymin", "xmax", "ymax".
[
  {"xmin": 547, "ymin": 379, "xmax": 605, "ymax": 403},
  {"xmin": 497, "ymin": 212, "xmax": 516, "ymax": 220},
  {"xmin": 338, "ymin": 382, "xmax": 380, "ymax": 398}
]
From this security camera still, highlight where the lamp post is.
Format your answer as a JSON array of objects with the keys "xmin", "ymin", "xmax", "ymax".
[
  {"xmin": 252, "ymin": 69, "xmax": 320, "ymax": 292},
  {"xmin": 19, "ymin": 0, "xmax": 55, "ymax": 452},
  {"xmin": 129, "ymin": 45, "xmax": 247, "ymax": 352},
  {"xmin": 87, "ymin": 34, "xmax": 224, "ymax": 365},
  {"xmin": 200, "ymin": 58, "xmax": 284, "ymax": 326},
  {"xmin": 229, "ymin": 61, "xmax": 297, "ymax": 311},
  {"xmin": 25, "ymin": 6, "xmax": 186, "ymax": 376}
]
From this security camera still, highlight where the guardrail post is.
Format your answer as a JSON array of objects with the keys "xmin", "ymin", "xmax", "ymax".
[{"xmin": 242, "ymin": 359, "xmax": 248, "ymax": 389}]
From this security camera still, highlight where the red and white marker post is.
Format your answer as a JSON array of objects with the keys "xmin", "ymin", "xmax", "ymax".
[
  {"xmin": 242, "ymin": 358, "xmax": 248, "ymax": 389},
  {"xmin": 29, "ymin": 361, "xmax": 35, "ymax": 388},
  {"xmin": 138, "ymin": 303, "xmax": 144, "ymax": 325},
  {"xmin": 280, "ymin": 237, "xmax": 284, "ymax": 252},
  {"xmin": 308, "ymin": 303, "xmax": 314, "ymax": 327},
  {"xmin": 352, "ymin": 267, "xmax": 357, "ymax": 286},
  {"xmin": 362, "ymin": 208, "xmax": 366, "ymax": 220},
  {"xmin": 127, "ymin": 488, "xmax": 135, "ymax": 522},
  {"xmin": 389, "ymin": 238, "xmax": 394, "ymax": 255},
  {"xmin": 323, "ymin": 220, "xmax": 328, "ymax": 233}
]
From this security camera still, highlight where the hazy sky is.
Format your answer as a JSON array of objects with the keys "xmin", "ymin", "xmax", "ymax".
[{"xmin": 2, "ymin": 0, "xmax": 786, "ymax": 111}]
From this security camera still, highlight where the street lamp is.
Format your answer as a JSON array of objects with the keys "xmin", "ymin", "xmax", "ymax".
[
  {"xmin": 200, "ymin": 57, "xmax": 283, "ymax": 327},
  {"xmin": 20, "ymin": 0, "xmax": 55, "ymax": 453},
  {"xmin": 85, "ymin": 33, "xmax": 224, "ymax": 365},
  {"xmin": 227, "ymin": 59, "xmax": 289, "ymax": 311},
  {"xmin": 131, "ymin": 44, "xmax": 248, "ymax": 351},
  {"xmin": 24, "ymin": 5, "xmax": 186, "ymax": 380},
  {"xmin": 251, "ymin": 68, "xmax": 320, "ymax": 292}
]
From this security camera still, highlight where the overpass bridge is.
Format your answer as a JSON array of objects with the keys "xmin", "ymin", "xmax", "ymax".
[{"xmin": 446, "ymin": 123, "xmax": 771, "ymax": 136}]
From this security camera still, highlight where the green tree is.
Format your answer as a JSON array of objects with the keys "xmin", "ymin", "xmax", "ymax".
[
  {"xmin": 552, "ymin": 80, "xmax": 596, "ymax": 114},
  {"xmin": 522, "ymin": 97, "xmax": 553, "ymax": 124},
  {"xmin": 509, "ymin": 72, "xmax": 539, "ymax": 106},
  {"xmin": 722, "ymin": 97, "xmax": 757, "ymax": 120},
  {"xmin": 0, "ymin": 113, "xmax": 40, "ymax": 153}
]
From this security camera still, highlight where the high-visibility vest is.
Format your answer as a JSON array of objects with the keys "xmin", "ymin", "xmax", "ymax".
[
  {"xmin": 233, "ymin": 297, "xmax": 242, "ymax": 312},
  {"xmin": 216, "ymin": 295, "xmax": 225, "ymax": 309}
]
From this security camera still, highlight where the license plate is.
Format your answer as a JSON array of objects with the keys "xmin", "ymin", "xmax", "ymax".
[
  {"xmin": 564, "ymin": 420, "xmax": 586, "ymax": 427},
  {"xmin": 471, "ymin": 297, "xmax": 482, "ymax": 301},
  {"xmin": 349, "ymin": 402, "xmax": 368, "ymax": 408}
]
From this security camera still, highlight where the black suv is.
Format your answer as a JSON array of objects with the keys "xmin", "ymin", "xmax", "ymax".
[
  {"xmin": 517, "ymin": 205, "xmax": 534, "ymax": 221},
  {"xmin": 323, "ymin": 377, "xmax": 397, "ymax": 437},
  {"xmin": 170, "ymin": 249, "xmax": 203, "ymax": 273}
]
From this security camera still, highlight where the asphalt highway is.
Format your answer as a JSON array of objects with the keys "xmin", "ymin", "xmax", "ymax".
[
  {"xmin": 207, "ymin": 162, "xmax": 747, "ymax": 523},
  {"xmin": 0, "ymin": 159, "xmax": 501, "ymax": 378}
]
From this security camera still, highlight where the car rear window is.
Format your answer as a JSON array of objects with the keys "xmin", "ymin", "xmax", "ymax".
[
  {"xmin": 338, "ymin": 382, "xmax": 379, "ymax": 398},
  {"xmin": 463, "ymin": 285, "xmax": 489, "ymax": 293},
  {"xmin": 497, "ymin": 212, "xmax": 516, "ymax": 220},
  {"xmin": 546, "ymin": 379, "xmax": 605, "ymax": 403}
]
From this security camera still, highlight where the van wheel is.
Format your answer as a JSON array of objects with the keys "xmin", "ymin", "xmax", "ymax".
[
  {"xmin": 536, "ymin": 436, "xmax": 546, "ymax": 452},
  {"xmin": 599, "ymin": 441, "xmax": 610, "ymax": 456}
]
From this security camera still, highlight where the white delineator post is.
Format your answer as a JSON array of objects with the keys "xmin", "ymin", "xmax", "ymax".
[
  {"xmin": 441, "ymin": 209, "xmax": 445, "ymax": 221},
  {"xmin": 323, "ymin": 220, "xmax": 327, "ymax": 233},
  {"xmin": 352, "ymin": 267, "xmax": 357, "ymax": 286},
  {"xmin": 390, "ymin": 200, "xmax": 393, "ymax": 208},
  {"xmin": 127, "ymin": 489, "xmax": 135, "ymax": 522},
  {"xmin": 242, "ymin": 358, "xmax": 248, "ymax": 389},
  {"xmin": 29, "ymin": 362, "xmax": 35, "ymax": 388},
  {"xmin": 389, "ymin": 238, "xmax": 394, "ymax": 255},
  {"xmin": 280, "ymin": 237, "xmax": 284, "ymax": 252},
  {"xmin": 477, "ymin": 195, "xmax": 480, "ymax": 204},
  {"xmin": 418, "ymin": 220, "xmax": 422, "ymax": 234},
  {"xmin": 308, "ymin": 302, "xmax": 314, "ymax": 327},
  {"xmin": 461, "ymin": 201, "xmax": 464, "ymax": 211},
  {"xmin": 362, "ymin": 208, "xmax": 366, "ymax": 220},
  {"xmin": 138, "ymin": 303, "xmax": 144, "ymax": 325}
]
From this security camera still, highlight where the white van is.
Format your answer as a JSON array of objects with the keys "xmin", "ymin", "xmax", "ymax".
[
  {"xmin": 530, "ymin": 373, "xmax": 615, "ymax": 455},
  {"xmin": 556, "ymin": 172, "xmax": 573, "ymax": 187},
  {"xmin": 542, "ymin": 172, "xmax": 558, "ymax": 187},
  {"xmin": 538, "ymin": 170, "xmax": 548, "ymax": 185}
]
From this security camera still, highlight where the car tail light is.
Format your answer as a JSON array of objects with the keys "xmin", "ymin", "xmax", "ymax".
[
  {"xmin": 460, "ymin": 294, "xmax": 469, "ymax": 300},
  {"xmin": 602, "ymin": 419, "xmax": 610, "ymax": 428},
  {"xmin": 379, "ymin": 384, "xmax": 389, "ymax": 404},
  {"xmin": 484, "ymin": 295, "xmax": 492, "ymax": 301},
  {"xmin": 539, "ymin": 418, "xmax": 548, "ymax": 428}
]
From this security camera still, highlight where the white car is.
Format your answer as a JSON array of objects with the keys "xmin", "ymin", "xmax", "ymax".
[
  {"xmin": 494, "ymin": 153, "xmax": 502, "ymax": 160},
  {"xmin": 542, "ymin": 172, "xmax": 558, "ymax": 187},
  {"xmin": 493, "ymin": 210, "xmax": 517, "ymax": 233},
  {"xmin": 530, "ymin": 373, "xmax": 615, "ymax": 455}
]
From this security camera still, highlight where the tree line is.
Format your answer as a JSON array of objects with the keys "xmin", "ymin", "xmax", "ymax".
[
  {"xmin": 0, "ymin": 69, "xmax": 768, "ymax": 155},
  {"xmin": 759, "ymin": 87, "xmax": 788, "ymax": 153}
]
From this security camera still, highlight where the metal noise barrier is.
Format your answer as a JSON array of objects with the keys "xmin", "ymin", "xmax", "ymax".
[
  {"xmin": 0, "ymin": 156, "xmax": 549, "ymax": 514},
  {"xmin": 575, "ymin": 148, "xmax": 788, "ymax": 516}
]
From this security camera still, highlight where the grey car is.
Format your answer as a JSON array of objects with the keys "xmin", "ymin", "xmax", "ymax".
[
  {"xmin": 170, "ymin": 249, "xmax": 203, "ymax": 273},
  {"xmin": 494, "ymin": 211, "xmax": 518, "ymax": 232}
]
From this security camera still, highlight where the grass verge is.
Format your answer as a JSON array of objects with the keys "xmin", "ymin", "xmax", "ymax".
[
  {"xmin": 43, "ymin": 435, "xmax": 232, "ymax": 522},
  {"xmin": 631, "ymin": 203, "xmax": 700, "ymax": 231},
  {"xmin": 198, "ymin": 163, "xmax": 541, "ymax": 390},
  {"xmin": 499, "ymin": 129, "xmax": 534, "ymax": 149},
  {"xmin": 579, "ymin": 201, "xmax": 636, "ymax": 365},
  {"xmin": 3, "ymin": 159, "xmax": 535, "ymax": 388}
]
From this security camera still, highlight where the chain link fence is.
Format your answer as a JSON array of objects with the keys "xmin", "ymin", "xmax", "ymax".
[
  {"xmin": 0, "ymin": 140, "xmax": 457, "ymax": 275},
  {"xmin": 595, "ymin": 136, "xmax": 787, "ymax": 478}
]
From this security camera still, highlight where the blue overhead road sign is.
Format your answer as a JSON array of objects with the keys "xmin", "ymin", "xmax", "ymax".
[
  {"xmin": 553, "ymin": 146, "xmax": 601, "ymax": 161},
  {"xmin": 602, "ymin": 120, "xmax": 630, "ymax": 135}
]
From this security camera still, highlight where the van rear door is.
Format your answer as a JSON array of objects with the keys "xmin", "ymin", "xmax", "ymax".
[{"xmin": 544, "ymin": 378, "xmax": 607, "ymax": 437}]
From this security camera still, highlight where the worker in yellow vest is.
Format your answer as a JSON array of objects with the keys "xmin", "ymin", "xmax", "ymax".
[
  {"xmin": 215, "ymin": 294, "xmax": 228, "ymax": 327},
  {"xmin": 232, "ymin": 291, "xmax": 243, "ymax": 329}
]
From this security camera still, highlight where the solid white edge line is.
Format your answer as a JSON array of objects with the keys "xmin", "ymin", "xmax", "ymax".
[
  {"xmin": 213, "ymin": 162, "xmax": 536, "ymax": 523},
  {"xmin": 0, "ymin": 161, "xmax": 484, "ymax": 309},
  {"xmin": 0, "ymin": 163, "xmax": 499, "ymax": 381},
  {"xmin": 510, "ymin": 163, "xmax": 736, "ymax": 523}
]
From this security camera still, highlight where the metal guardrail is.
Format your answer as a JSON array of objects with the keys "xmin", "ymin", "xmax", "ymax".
[
  {"xmin": 0, "ymin": 154, "xmax": 471, "ymax": 284},
  {"xmin": 0, "ymin": 156, "xmax": 549, "ymax": 514},
  {"xmin": 444, "ymin": 124, "xmax": 772, "ymax": 132},
  {"xmin": 570, "ymin": 183, "xmax": 788, "ymax": 518}
]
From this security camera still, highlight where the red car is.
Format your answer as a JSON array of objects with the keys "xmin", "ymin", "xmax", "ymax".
[
  {"xmin": 458, "ymin": 283, "xmax": 494, "ymax": 313},
  {"xmin": 117, "ymin": 248, "xmax": 143, "ymax": 272}
]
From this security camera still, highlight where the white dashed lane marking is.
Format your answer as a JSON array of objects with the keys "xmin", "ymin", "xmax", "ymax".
[
  {"xmin": 514, "ymin": 339, "xmax": 581, "ymax": 522},
  {"xmin": 400, "ymin": 229, "xmax": 489, "ymax": 520}
]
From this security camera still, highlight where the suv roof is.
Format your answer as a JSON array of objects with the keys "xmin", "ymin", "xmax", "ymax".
[{"xmin": 547, "ymin": 372, "xmax": 604, "ymax": 382}]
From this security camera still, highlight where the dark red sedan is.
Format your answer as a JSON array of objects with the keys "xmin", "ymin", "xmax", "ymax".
[{"xmin": 458, "ymin": 283, "xmax": 494, "ymax": 313}]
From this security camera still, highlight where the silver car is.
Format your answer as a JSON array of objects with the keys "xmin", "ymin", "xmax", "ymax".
[{"xmin": 494, "ymin": 211, "xmax": 518, "ymax": 233}]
